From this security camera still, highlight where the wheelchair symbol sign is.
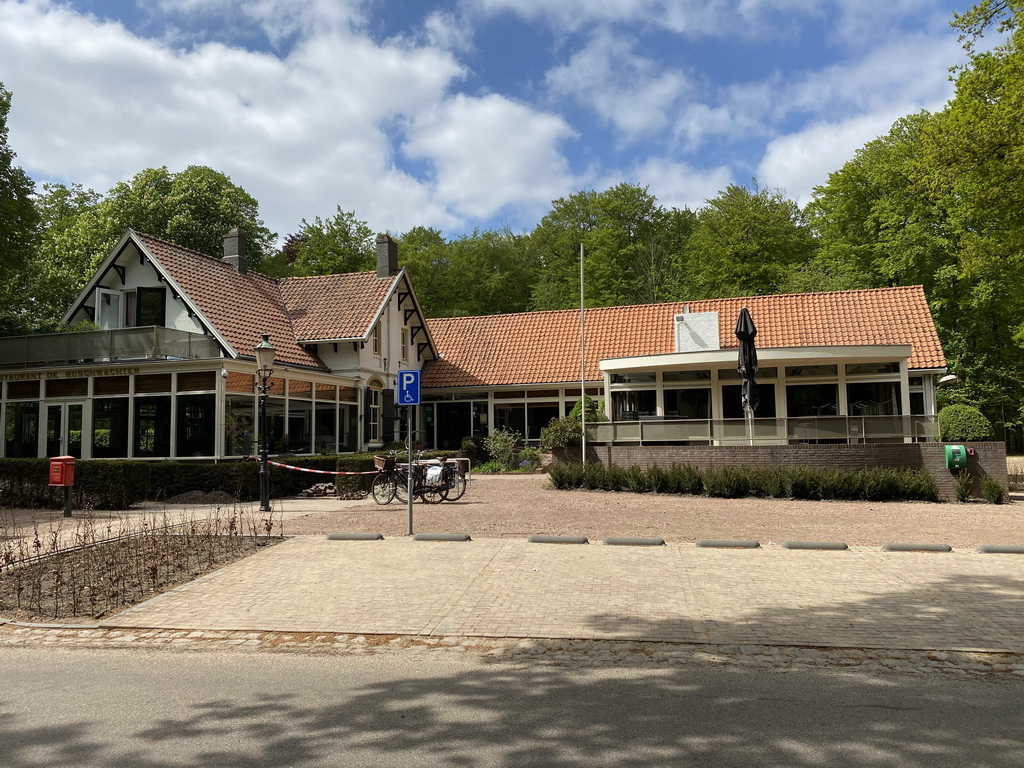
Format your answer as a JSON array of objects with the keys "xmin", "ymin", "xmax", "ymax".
[{"xmin": 398, "ymin": 370, "xmax": 420, "ymax": 406}]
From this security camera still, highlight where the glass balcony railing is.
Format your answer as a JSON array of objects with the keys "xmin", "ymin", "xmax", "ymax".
[
  {"xmin": 586, "ymin": 415, "xmax": 939, "ymax": 445},
  {"xmin": 0, "ymin": 326, "xmax": 223, "ymax": 368}
]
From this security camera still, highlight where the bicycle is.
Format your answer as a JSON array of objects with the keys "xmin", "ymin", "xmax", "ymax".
[
  {"xmin": 372, "ymin": 451, "xmax": 450, "ymax": 504},
  {"xmin": 370, "ymin": 452, "xmax": 402, "ymax": 505}
]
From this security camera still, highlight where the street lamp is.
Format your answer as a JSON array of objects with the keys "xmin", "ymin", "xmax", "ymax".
[{"xmin": 254, "ymin": 334, "xmax": 275, "ymax": 512}]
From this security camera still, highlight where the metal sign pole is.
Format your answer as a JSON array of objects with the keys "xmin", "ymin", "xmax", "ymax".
[
  {"xmin": 406, "ymin": 410, "xmax": 414, "ymax": 535},
  {"xmin": 397, "ymin": 370, "xmax": 421, "ymax": 536}
]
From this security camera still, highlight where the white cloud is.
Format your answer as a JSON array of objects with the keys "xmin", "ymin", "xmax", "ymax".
[
  {"xmin": 756, "ymin": 111, "xmax": 906, "ymax": 204},
  {"xmin": 1, "ymin": 0, "xmax": 580, "ymax": 238},
  {"xmin": 615, "ymin": 158, "xmax": 735, "ymax": 211},
  {"xmin": 545, "ymin": 29, "xmax": 690, "ymax": 140},
  {"xmin": 403, "ymin": 93, "xmax": 578, "ymax": 221}
]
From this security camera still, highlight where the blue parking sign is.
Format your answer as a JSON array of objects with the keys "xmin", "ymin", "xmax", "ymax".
[{"xmin": 397, "ymin": 369, "xmax": 420, "ymax": 405}]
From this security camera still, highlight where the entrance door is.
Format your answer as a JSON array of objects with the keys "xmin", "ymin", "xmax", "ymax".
[{"xmin": 45, "ymin": 402, "xmax": 84, "ymax": 458}]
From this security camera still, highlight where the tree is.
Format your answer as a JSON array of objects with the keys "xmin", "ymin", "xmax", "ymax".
[
  {"xmin": 285, "ymin": 207, "xmax": 376, "ymax": 276},
  {"xmin": 0, "ymin": 83, "xmax": 40, "ymax": 334},
  {"xmin": 398, "ymin": 226, "xmax": 538, "ymax": 318},
  {"xmin": 684, "ymin": 183, "xmax": 818, "ymax": 299},
  {"xmin": 20, "ymin": 166, "xmax": 275, "ymax": 330},
  {"xmin": 530, "ymin": 183, "xmax": 688, "ymax": 310},
  {"xmin": 808, "ymin": 2, "xmax": 1024, "ymax": 434}
]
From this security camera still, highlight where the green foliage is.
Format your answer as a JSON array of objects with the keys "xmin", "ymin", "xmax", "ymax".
[
  {"xmin": 483, "ymin": 428, "xmax": 522, "ymax": 471},
  {"xmin": 939, "ymin": 404, "xmax": 994, "ymax": 441},
  {"xmin": 539, "ymin": 416, "xmax": 581, "ymax": 450},
  {"xmin": 953, "ymin": 470, "xmax": 974, "ymax": 502},
  {"xmin": 285, "ymin": 207, "xmax": 375, "ymax": 276},
  {"xmin": 517, "ymin": 446, "xmax": 542, "ymax": 471},
  {"xmin": 546, "ymin": 462, "xmax": 938, "ymax": 502},
  {"xmin": 980, "ymin": 474, "xmax": 1006, "ymax": 503},
  {"xmin": 0, "ymin": 84, "xmax": 41, "ymax": 335},
  {"xmin": 702, "ymin": 466, "xmax": 752, "ymax": 498},
  {"xmin": 459, "ymin": 436, "xmax": 490, "ymax": 466},
  {"xmin": 398, "ymin": 226, "xmax": 540, "ymax": 319},
  {"xmin": 529, "ymin": 183, "xmax": 694, "ymax": 309},
  {"xmin": 685, "ymin": 183, "xmax": 819, "ymax": 299}
]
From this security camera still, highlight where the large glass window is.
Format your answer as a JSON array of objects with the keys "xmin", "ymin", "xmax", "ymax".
[
  {"xmin": 5, "ymin": 402, "xmax": 38, "ymax": 458},
  {"xmin": 494, "ymin": 403, "xmax": 526, "ymax": 435},
  {"xmin": 721, "ymin": 384, "xmax": 776, "ymax": 419},
  {"xmin": 847, "ymin": 381, "xmax": 902, "ymax": 416},
  {"xmin": 92, "ymin": 398, "xmax": 129, "ymax": 458},
  {"xmin": 664, "ymin": 389, "xmax": 712, "ymax": 419},
  {"xmin": 527, "ymin": 403, "xmax": 559, "ymax": 440},
  {"xmin": 288, "ymin": 399, "xmax": 312, "ymax": 453},
  {"xmin": 175, "ymin": 394, "xmax": 216, "ymax": 457},
  {"xmin": 612, "ymin": 390, "xmax": 656, "ymax": 420},
  {"xmin": 315, "ymin": 402, "xmax": 337, "ymax": 453},
  {"xmin": 134, "ymin": 396, "xmax": 171, "ymax": 457},
  {"xmin": 224, "ymin": 395, "xmax": 255, "ymax": 456},
  {"xmin": 786, "ymin": 384, "xmax": 838, "ymax": 417}
]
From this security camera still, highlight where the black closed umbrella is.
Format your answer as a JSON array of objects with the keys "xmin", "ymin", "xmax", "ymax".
[{"xmin": 735, "ymin": 308, "xmax": 759, "ymax": 437}]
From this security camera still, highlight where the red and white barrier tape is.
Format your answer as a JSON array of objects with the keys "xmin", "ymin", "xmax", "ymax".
[{"xmin": 244, "ymin": 456, "xmax": 379, "ymax": 476}]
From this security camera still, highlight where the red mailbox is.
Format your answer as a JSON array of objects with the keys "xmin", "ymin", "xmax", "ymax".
[{"xmin": 49, "ymin": 456, "xmax": 76, "ymax": 487}]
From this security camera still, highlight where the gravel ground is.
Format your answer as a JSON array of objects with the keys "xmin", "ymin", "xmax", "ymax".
[{"xmin": 280, "ymin": 474, "xmax": 1023, "ymax": 548}]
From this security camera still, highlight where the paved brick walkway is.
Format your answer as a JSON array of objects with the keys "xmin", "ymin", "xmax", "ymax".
[{"xmin": 101, "ymin": 537, "xmax": 1024, "ymax": 653}]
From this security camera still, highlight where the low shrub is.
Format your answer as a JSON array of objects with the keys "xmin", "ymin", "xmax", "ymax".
[
  {"xmin": 953, "ymin": 470, "xmax": 973, "ymax": 503},
  {"xmin": 751, "ymin": 466, "xmax": 789, "ymax": 498},
  {"xmin": 623, "ymin": 465, "xmax": 653, "ymax": 493},
  {"xmin": 459, "ymin": 437, "xmax": 490, "ymax": 466},
  {"xmin": 703, "ymin": 466, "xmax": 752, "ymax": 498},
  {"xmin": 979, "ymin": 475, "xmax": 1005, "ymax": 504},
  {"xmin": 484, "ymin": 429, "xmax": 522, "ymax": 471},
  {"xmin": 546, "ymin": 461, "xmax": 942, "ymax": 502},
  {"xmin": 666, "ymin": 463, "xmax": 703, "ymax": 495}
]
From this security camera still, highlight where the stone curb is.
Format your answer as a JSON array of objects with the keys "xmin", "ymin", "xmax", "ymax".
[
  {"xmin": 412, "ymin": 533, "xmax": 472, "ymax": 542},
  {"xmin": 528, "ymin": 535, "xmax": 589, "ymax": 544},
  {"xmin": 882, "ymin": 542, "xmax": 953, "ymax": 552},
  {"xmin": 326, "ymin": 532, "xmax": 384, "ymax": 541},
  {"xmin": 602, "ymin": 537, "xmax": 666, "ymax": 546},
  {"xmin": 3, "ymin": 626, "xmax": 1023, "ymax": 678},
  {"xmin": 976, "ymin": 544, "xmax": 1024, "ymax": 554},
  {"xmin": 696, "ymin": 539, "xmax": 760, "ymax": 549},
  {"xmin": 782, "ymin": 541, "xmax": 848, "ymax": 551}
]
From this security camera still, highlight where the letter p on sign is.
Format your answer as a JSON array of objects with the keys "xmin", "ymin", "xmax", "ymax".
[{"xmin": 398, "ymin": 370, "xmax": 420, "ymax": 405}]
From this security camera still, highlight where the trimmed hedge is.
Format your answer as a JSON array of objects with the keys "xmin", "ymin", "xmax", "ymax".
[
  {"xmin": 548, "ymin": 462, "xmax": 941, "ymax": 502},
  {"xmin": 0, "ymin": 451, "xmax": 462, "ymax": 510}
]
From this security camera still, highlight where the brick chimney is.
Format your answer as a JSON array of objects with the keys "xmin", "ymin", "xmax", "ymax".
[
  {"xmin": 223, "ymin": 227, "xmax": 247, "ymax": 274},
  {"xmin": 376, "ymin": 233, "xmax": 398, "ymax": 278}
]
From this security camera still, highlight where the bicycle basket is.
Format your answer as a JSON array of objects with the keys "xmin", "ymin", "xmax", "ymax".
[{"xmin": 374, "ymin": 455, "xmax": 395, "ymax": 471}]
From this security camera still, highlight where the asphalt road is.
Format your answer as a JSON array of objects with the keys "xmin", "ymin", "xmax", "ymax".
[{"xmin": 0, "ymin": 646, "xmax": 1021, "ymax": 767}]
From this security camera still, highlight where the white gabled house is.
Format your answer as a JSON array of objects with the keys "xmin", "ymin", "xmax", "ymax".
[{"xmin": 0, "ymin": 229, "xmax": 435, "ymax": 459}]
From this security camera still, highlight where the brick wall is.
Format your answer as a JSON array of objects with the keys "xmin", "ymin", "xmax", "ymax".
[{"xmin": 555, "ymin": 442, "xmax": 1007, "ymax": 501}]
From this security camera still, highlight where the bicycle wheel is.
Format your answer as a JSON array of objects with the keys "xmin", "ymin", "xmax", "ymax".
[
  {"xmin": 443, "ymin": 469, "xmax": 467, "ymax": 501},
  {"xmin": 420, "ymin": 484, "xmax": 446, "ymax": 504},
  {"xmin": 370, "ymin": 472, "xmax": 396, "ymax": 505},
  {"xmin": 394, "ymin": 468, "xmax": 409, "ymax": 503}
]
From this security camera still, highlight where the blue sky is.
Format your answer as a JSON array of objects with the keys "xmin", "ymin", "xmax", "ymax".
[{"xmin": 1, "ymin": 0, "xmax": 966, "ymax": 243}]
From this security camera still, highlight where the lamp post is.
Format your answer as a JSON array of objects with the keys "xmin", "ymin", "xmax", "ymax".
[{"xmin": 254, "ymin": 334, "xmax": 275, "ymax": 513}]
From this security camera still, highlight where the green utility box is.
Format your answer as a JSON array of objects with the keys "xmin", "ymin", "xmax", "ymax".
[{"xmin": 944, "ymin": 444, "xmax": 968, "ymax": 470}]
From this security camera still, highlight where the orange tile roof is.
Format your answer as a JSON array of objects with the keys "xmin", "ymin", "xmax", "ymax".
[
  {"xmin": 134, "ymin": 232, "xmax": 323, "ymax": 369},
  {"xmin": 279, "ymin": 271, "xmax": 400, "ymax": 342},
  {"xmin": 423, "ymin": 286, "xmax": 946, "ymax": 388}
]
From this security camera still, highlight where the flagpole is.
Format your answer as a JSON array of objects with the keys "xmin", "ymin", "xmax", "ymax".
[{"xmin": 580, "ymin": 241, "xmax": 586, "ymax": 466}]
